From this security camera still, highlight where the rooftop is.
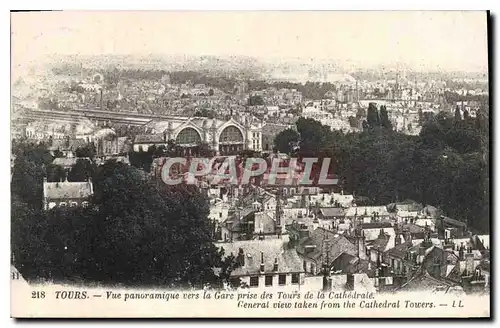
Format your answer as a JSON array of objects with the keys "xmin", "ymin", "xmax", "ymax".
[{"xmin": 43, "ymin": 180, "xmax": 93, "ymax": 200}]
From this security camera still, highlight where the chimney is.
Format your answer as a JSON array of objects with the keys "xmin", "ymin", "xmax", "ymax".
[
  {"xmin": 465, "ymin": 252, "xmax": 474, "ymax": 276},
  {"xmin": 346, "ymin": 273, "xmax": 354, "ymax": 291},
  {"xmin": 395, "ymin": 233, "xmax": 402, "ymax": 246},
  {"xmin": 459, "ymin": 243, "xmax": 465, "ymax": 261},
  {"xmin": 260, "ymin": 251, "xmax": 265, "ymax": 273},
  {"xmin": 273, "ymin": 258, "xmax": 278, "ymax": 272},
  {"xmin": 100, "ymin": 88, "xmax": 104, "ymax": 110},
  {"xmin": 237, "ymin": 248, "xmax": 245, "ymax": 267}
]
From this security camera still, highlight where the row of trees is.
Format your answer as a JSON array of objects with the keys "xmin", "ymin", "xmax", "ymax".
[{"xmin": 274, "ymin": 104, "xmax": 489, "ymax": 233}]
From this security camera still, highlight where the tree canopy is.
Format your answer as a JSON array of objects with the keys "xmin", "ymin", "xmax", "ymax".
[
  {"xmin": 12, "ymin": 160, "xmax": 234, "ymax": 288},
  {"xmin": 274, "ymin": 105, "xmax": 489, "ymax": 233}
]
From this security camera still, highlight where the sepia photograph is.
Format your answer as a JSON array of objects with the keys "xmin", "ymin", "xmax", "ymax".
[{"xmin": 9, "ymin": 10, "xmax": 490, "ymax": 318}]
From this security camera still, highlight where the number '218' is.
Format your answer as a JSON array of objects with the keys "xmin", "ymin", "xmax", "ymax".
[{"xmin": 31, "ymin": 291, "xmax": 45, "ymax": 299}]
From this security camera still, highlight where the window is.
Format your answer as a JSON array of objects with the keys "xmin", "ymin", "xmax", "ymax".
[
  {"xmin": 220, "ymin": 126, "xmax": 244, "ymax": 143},
  {"xmin": 250, "ymin": 276, "xmax": 259, "ymax": 287},
  {"xmin": 70, "ymin": 202, "xmax": 78, "ymax": 207},
  {"xmin": 59, "ymin": 202, "xmax": 67, "ymax": 207},
  {"xmin": 278, "ymin": 274, "xmax": 287, "ymax": 286},
  {"xmin": 82, "ymin": 201, "xmax": 89, "ymax": 208},
  {"xmin": 176, "ymin": 128, "xmax": 201, "ymax": 145},
  {"xmin": 219, "ymin": 213, "xmax": 222, "ymax": 218},
  {"xmin": 291, "ymin": 273, "xmax": 299, "ymax": 284},
  {"xmin": 265, "ymin": 275, "xmax": 273, "ymax": 287}
]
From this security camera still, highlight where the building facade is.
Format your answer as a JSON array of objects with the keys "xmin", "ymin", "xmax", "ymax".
[{"xmin": 133, "ymin": 116, "xmax": 263, "ymax": 155}]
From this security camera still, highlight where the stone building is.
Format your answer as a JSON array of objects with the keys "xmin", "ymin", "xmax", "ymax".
[{"xmin": 133, "ymin": 116, "xmax": 263, "ymax": 155}]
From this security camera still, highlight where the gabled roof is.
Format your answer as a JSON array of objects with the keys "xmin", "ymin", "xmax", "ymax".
[
  {"xmin": 43, "ymin": 181, "xmax": 93, "ymax": 200},
  {"xmin": 320, "ymin": 207, "xmax": 345, "ymax": 217},
  {"xmin": 385, "ymin": 241, "xmax": 413, "ymax": 259},
  {"xmin": 398, "ymin": 269, "xmax": 457, "ymax": 292},
  {"xmin": 439, "ymin": 216, "xmax": 467, "ymax": 228},
  {"xmin": 297, "ymin": 227, "xmax": 357, "ymax": 263},
  {"xmin": 215, "ymin": 239, "xmax": 303, "ymax": 276}
]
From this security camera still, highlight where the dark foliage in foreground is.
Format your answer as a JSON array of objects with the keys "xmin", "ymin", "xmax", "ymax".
[
  {"xmin": 12, "ymin": 160, "xmax": 235, "ymax": 288},
  {"xmin": 275, "ymin": 104, "xmax": 489, "ymax": 233}
]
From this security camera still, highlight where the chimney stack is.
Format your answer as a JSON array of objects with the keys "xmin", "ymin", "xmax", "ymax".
[
  {"xmin": 459, "ymin": 243, "xmax": 465, "ymax": 261},
  {"xmin": 100, "ymin": 88, "xmax": 104, "ymax": 110},
  {"xmin": 346, "ymin": 273, "xmax": 354, "ymax": 291},
  {"xmin": 237, "ymin": 248, "xmax": 245, "ymax": 267}
]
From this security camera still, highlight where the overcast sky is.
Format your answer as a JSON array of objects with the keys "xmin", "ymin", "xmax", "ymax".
[{"xmin": 11, "ymin": 11, "xmax": 488, "ymax": 73}]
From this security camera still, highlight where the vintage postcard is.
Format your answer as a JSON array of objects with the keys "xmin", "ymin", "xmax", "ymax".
[{"xmin": 10, "ymin": 11, "xmax": 490, "ymax": 318}]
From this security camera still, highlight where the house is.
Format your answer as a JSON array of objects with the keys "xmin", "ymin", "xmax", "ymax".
[
  {"xmin": 219, "ymin": 207, "xmax": 255, "ymax": 242},
  {"xmin": 359, "ymin": 222, "xmax": 395, "ymax": 241},
  {"xmin": 215, "ymin": 238, "xmax": 305, "ymax": 289},
  {"xmin": 436, "ymin": 216, "xmax": 468, "ymax": 239},
  {"xmin": 43, "ymin": 178, "xmax": 93, "ymax": 210},
  {"xmin": 383, "ymin": 241, "xmax": 418, "ymax": 280},
  {"xmin": 295, "ymin": 227, "xmax": 360, "ymax": 275}
]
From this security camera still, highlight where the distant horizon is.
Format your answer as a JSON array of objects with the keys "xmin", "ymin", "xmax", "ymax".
[
  {"xmin": 29, "ymin": 53, "xmax": 490, "ymax": 76},
  {"xmin": 12, "ymin": 11, "xmax": 489, "ymax": 76}
]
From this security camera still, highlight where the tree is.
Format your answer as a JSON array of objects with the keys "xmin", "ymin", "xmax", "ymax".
[
  {"xmin": 366, "ymin": 102, "xmax": 380, "ymax": 128},
  {"xmin": 13, "ymin": 161, "xmax": 233, "ymax": 288},
  {"xmin": 47, "ymin": 163, "xmax": 66, "ymax": 182},
  {"xmin": 247, "ymin": 95, "xmax": 264, "ymax": 106},
  {"xmin": 379, "ymin": 105, "xmax": 392, "ymax": 130},
  {"xmin": 75, "ymin": 143, "xmax": 96, "ymax": 159},
  {"xmin": 454, "ymin": 106, "xmax": 462, "ymax": 126},
  {"xmin": 11, "ymin": 142, "xmax": 53, "ymax": 209},
  {"xmin": 68, "ymin": 159, "xmax": 96, "ymax": 182},
  {"xmin": 273, "ymin": 128, "xmax": 299, "ymax": 154}
]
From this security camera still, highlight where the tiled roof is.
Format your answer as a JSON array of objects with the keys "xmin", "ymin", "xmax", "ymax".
[
  {"xmin": 385, "ymin": 241, "xmax": 413, "ymax": 259},
  {"xmin": 215, "ymin": 239, "xmax": 303, "ymax": 276},
  {"xmin": 398, "ymin": 270, "xmax": 457, "ymax": 292},
  {"xmin": 362, "ymin": 227, "xmax": 395, "ymax": 242},
  {"xmin": 320, "ymin": 207, "xmax": 345, "ymax": 217},
  {"xmin": 43, "ymin": 181, "xmax": 93, "ymax": 200},
  {"xmin": 370, "ymin": 235, "xmax": 390, "ymax": 252},
  {"xmin": 297, "ymin": 227, "xmax": 357, "ymax": 263},
  {"xmin": 440, "ymin": 216, "xmax": 467, "ymax": 228},
  {"xmin": 52, "ymin": 157, "xmax": 91, "ymax": 168}
]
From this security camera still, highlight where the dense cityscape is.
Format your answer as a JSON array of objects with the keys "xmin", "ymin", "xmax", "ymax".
[{"xmin": 10, "ymin": 52, "xmax": 490, "ymax": 297}]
